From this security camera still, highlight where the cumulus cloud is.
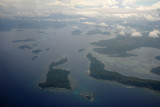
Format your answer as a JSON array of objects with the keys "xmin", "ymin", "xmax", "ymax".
[
  {"xmin": 0, "ymin": 0, "xmax": 160, "ymax": 19},
  {"xmin": 119, "ymin": 31, "xmax": 126, "ymax": 36},
  {"xmin": 144, "ymin": 14, "xmax": 160, "ymax": 21},
  {"xmin": 98, "ymin": 23, "xmax": 108, "ymax": 27},
  {"xmin": 82, "ymin": 21, "xmax": 96, "ymax": 25},
  {"xmin": 116, "ymin": 25, "xmax": 126, "ymax": 30},
  {"xmin": 149, "ymin": 29, "xmax": 160, "ymax": 38},
  {"xmin": 131, "ymin": 31, "xmax": 142, "ymax": 37}
]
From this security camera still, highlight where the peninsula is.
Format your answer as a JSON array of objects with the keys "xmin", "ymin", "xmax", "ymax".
[
  {"xmin": 151, "ymin": 66, "xmax": 160, "ymax": 75},
  {"xmin": 87, "ymin": 53, "xmax": 160, "ymax": 91},
  {"xmin": 91, "ymin": 36, "xmax": 160, "ymax": 57}
]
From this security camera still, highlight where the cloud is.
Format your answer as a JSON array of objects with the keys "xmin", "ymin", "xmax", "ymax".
[
  {"xmin": 0, "ymin": 0, "xmax": 160, "ymax": 20},
  {"xmin": 131, "ymin": 31, "xmax": 142, "ymax": 37},
  {"xmin": 72, "ymin": 26, "xmax": 78, "ymax": 29},
  {"xmin": 98, "ymin": 23, "xmax": 108, "ymax": 27},
  {"xmin": 144, "ymin": 14, "xmax": 160, "ymax": 21},
  {"xmin": 137, "ymin": 1, "xmax": 160, "ymax": 11},
  {"xmin": 149, "ymin": 29, "xmax": 160, "ymax": 38},
  {"xmin": 82, "ymin": 21, "xmax": 96, "ymax": 25},
  {"xmin": 119, "ymin": 31, "xmax": 126, "ymax": 36},
  {"xmin": 116, "ymin": 25, "xmax": 126, "ymax": 30}
]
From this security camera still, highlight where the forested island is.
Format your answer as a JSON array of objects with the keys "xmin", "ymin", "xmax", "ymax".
[
  {"xmin": 39, "ymin": 57, "xmax": 71, "ymax": 89},
  {"xmin": 19, "ymin": 45, "xmax": 32, "ymax": 50},
  {"xmin": 91, "ymin": 36, "xmax": 160, "ymax": 57},
  {"xmin": 78, "ymin": 49, "xmax": 85, "ymax": 52},
  {"xmin": 32, "ymin": 49, "xmax": 42, "ymax": 54},
  {"xmin": 49, "ymin": 57, "xmax": 68, "ymax": 67},
  {"xmin": 32, "ymin": 56, "xmax": 38, "ymax": 60},
  {"xmin": 87, "ymin": 53, "xmax": 160, "ymax": 91},
  {"xmin": 155, "ymin": 56, "xmax": 160, "ymax": 60},
  {"xmin": 12, "ymin": 39, "xmax": 36, "ymax": 43},
  {"xmin": 151, "ymin": 66, "xmax": 160, "ymax": 75}
]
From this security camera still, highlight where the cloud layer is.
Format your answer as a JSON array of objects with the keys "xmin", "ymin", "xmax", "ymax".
[{"xmin": 0, "ymin": 0, "xmax": 160, "ymax": 19}]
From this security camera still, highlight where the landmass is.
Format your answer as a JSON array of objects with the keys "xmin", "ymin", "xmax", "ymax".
[
  {"xmin": 45, "ymin": 48, "xmax": 50, "ymax": 51},
  {"xmin": 155, "ymin": 56, "xmax": 160, "ymax": 60},
  {"xmin": 19, "ymin": 45, "xmax": 32, "ymax": 50},
  {"xmin": 79, "ymin": 91, "xmax": 95, "ymax": 102},
  {"xmin": 32, "ymin": 56, "xmax": 39, "ymax": 60},
  {"xmin": 91, "ymin": 36, "xmax": 160, "ymax": 57},
  {"xmin": 72, "ymin": 30, "xmax": 82, "ymax": 35},
  {"xmin": 39, "ymin": 57, "xmax": 71, "ymax": 89},
  {"xmin": 151, "ymin": 66, "xmax": 160, "ymax": 75},
  {"xmin": 16, "ymin": 29, "xmax": 24, "ymax": 31},
  {"xmin": 49, "ymin": 57, "xmax": 68, "ymax": 67},
  {"xmin": 32, "ymin": 43, "xmax": 38, "ymax": 46},
  {"xmin": 37, "ymin": 31, "xmax": 46, "ymax": 34},
  {"xmin": 78, "ymin": 48, "xmax": 85, "ymax": 52},
  {"xmin": 12, "ymin": 39, "xmax": 36, "ymax": 43},
  {"xmin": 86, "ymin": 29, "xmax": 110, "ymax": 35},
  {"xmin": 87, "ymin": 53, "xmax": 160, "ymax": 91},
  {"xmin": 32, "ymin": 49, "xmax": 42, "ymax": 54}
]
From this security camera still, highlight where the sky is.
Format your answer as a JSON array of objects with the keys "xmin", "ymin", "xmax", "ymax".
[
  {"xmin": 0, "ymin": 0, "xmax": 160, "ymax": 38},
  {"xmin": 0, "ymin": 0, "xmax": 160, "ymax": 20}
]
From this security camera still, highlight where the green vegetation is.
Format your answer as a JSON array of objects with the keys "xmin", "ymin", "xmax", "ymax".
[
  {"xmin": 39, "ymin": 69, "xmax": 71, "ymax": 89},
  {"xmin": 32, "ymin": 43, "xmax": 38, "ymax": 46},
  {"xmin": 32, "ymin": 49, "xmax": 42, "ymax": 54},
  {"xmin": 86, "ymin": 29, "xmax": 110, "ymax": 35},
  {"xmin": 45, "ymin": 48, "xmax": 50, "ymax": 51},
  {"xmin": 72, "ymin": 30, "xmax": 82, "ymax": 35},
  {"xmin": 78, "ymin": 48, "xmax": 85, "ymax": 52},
  {"xmin": 151, "ymin": 66, "xmax": 160, "ymax": 75},
  {"xmin": 87, "ymin": 53, "xmax": 160, "ymax": 91},
  {"xmin": 12, "ymin": 39, "xmax": 36, "ymax": 43},
  {"xmin": 19, "ymin": 45, "xmax": 32, "ymax": 50},
  {"xmin": 155, "ymin": 56, "xmax": 160, "ymax": 60},
  {"xmin": 49, "ymin": 57, "xmax": 68, "ymax": 67},
  {"xmin": 32, "ymin": 56, "xmax": 38, "ymax": 60},
  {"xmin": 91, "ymin": 36, "xmax": 160, "ymax": 57},
  {"xmin": 39, "ymin": 57, "xmax": 71, "ymax": 89}
]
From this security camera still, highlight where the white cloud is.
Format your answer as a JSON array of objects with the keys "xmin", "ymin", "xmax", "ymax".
[
  {"xmin": 72, "ymin": 26, "xmax": 78, "ymax": 29},
  {"xmin": 144, "ymin": 14, "xmax": 160, "ymax": 21},
  {"xmin": 82, "ymin": 21, "xmax": 96, "ymax": 25},
  {"xmin": 149, "ymin": 29, "xmax": 160, "ymax": 38},
  {"xmin": 119, "ymin": 31, "xmax": 126, "ymax": 36},
  {"xmin": 0, "ymin": 0, "xmax": 160, "ymax": 20},
  {"xmin": 131, "ymin": 31, "xmax": 142, "ymax": 37},
  {"xmin": 137, "ymin": 1, "xmax": 160, "ymax": 11},
  {"xmin": 98, "ymin": 23, "xmax": 108, "ymax": 27},
  {"xmin": 116, "ymin": 25, "xmax": 126, "ymax": 30}
]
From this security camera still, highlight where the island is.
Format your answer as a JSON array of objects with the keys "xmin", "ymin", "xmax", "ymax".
[
  {"xmin": 79, "ymin": 91, "xmax": 95, "ymax": 102},
  {"xmin": 86, "ymin": 29, "xmax": 110, "ymax": 35},
  {"xmin": 12, "ymin": 39, "xmax": 36, "ymax": 43},
  {"xmin": 39, "ymin": 57, "xmax": 71, "ymax": 89},
  {"xmin": 91, "ymin": 36, "xmax": 160, "ymax": 57},
  {"xmin": 78, "ymin": 48, "xmax": 85, "ymax": 52},
  {"xmin": 32, "ymin": 43, "xmax": 38, "ymax": 46},
  {"xmin": 155, "ymin": 56, "xmax": 160, "ymax": 60},
  {"xmin": 32, "ymin": 56, "xmax": 38, "ymax": 60},
  {"xmin": 45, "ymin": 48, "xmax": 50, "ymax": 51},
  {"xmin": 151, "ymin": 66, "xmax": 160, "ymax": 75},
  {"xmin": 32, "ymin": 49, "xmax": 42, "ymax": 54},
  {"xmin": 19, "ymin": 45, "xmax": 32, "ymax": 50},
  {"xmin": 16, "ymin": 29, "xmax": 24, "ymax": 32},
  {"xmin": 49, "ymin": 57, "xmax": 68, "ymax": 67},
  {"xmin": 87, "ymin": 53, "xmax": 160, "ymax": 91}
]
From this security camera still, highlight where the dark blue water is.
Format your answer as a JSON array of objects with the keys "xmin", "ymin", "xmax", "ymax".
[{"xmin": 0, "ymin": 28, "xmax": 160, "ymax": 107}]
